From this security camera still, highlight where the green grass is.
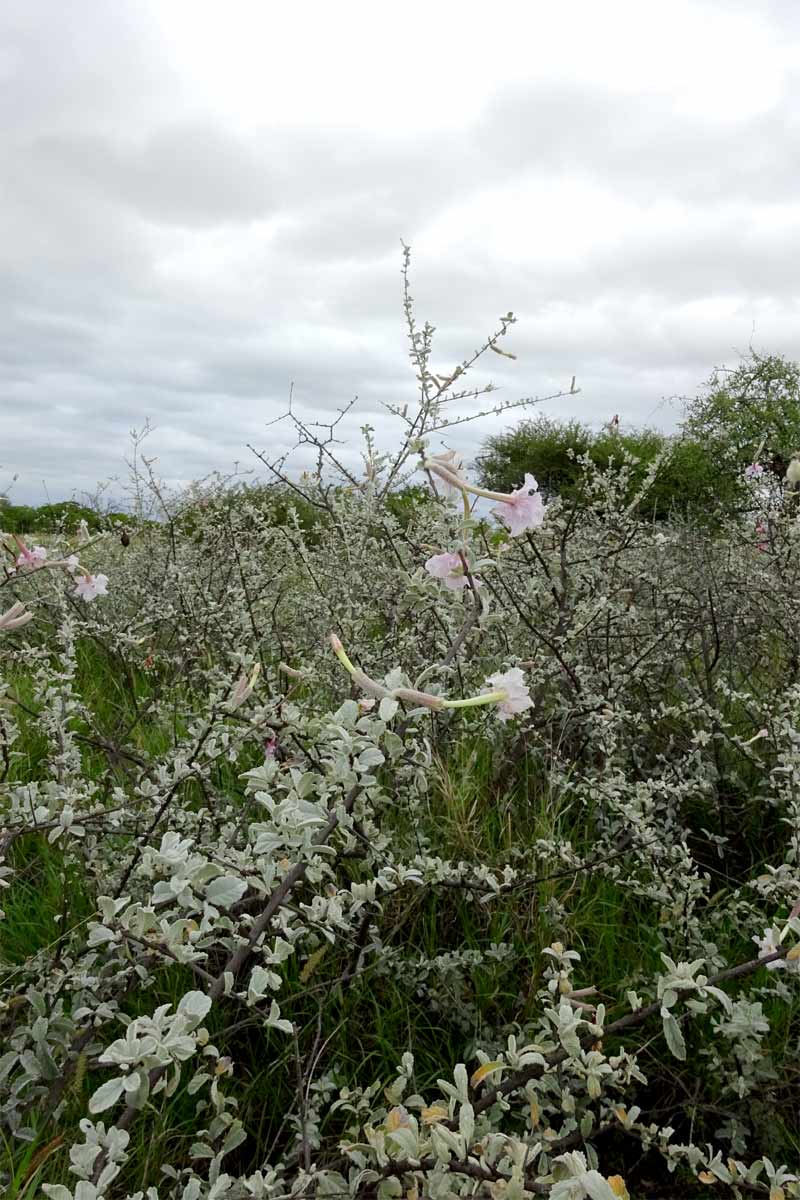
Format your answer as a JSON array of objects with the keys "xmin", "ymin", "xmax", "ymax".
[{"xmin": 0, "ymin": 836, "xmax": 95, "ymax": 969}]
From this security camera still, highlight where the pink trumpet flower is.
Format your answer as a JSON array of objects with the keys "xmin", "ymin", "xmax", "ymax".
[
  {"xmin": 74, "ymin": 573, "xmax": 109, "ymax": 602},
  {"xmin": 14, "ymin": 538, "xmax": 47, "ymax": 569},
  {"xmin": 424, "ymin": 551, "xmax": 481, "ymax": 590},
  {"xmin": 483, "ymin": 667, "xmax": 534, "ymax": 722},
  {"xmin": 491, "ymin": 474, "xmax": 545, "ymax": 537},
  {"xmin": 422, "ymin": 459, "xmax": 546, "ymax": 537}
]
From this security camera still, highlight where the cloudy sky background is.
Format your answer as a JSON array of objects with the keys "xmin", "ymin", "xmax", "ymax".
[{"xmin": 3, "ymin": 0, "xmax": 800, "ymax": 505}]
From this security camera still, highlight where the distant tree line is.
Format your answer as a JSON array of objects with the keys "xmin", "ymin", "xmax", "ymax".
[
  {"xmin": 0, "ymin": 498, "xmax": 133, "ymax": 535},
  {"xmin": 4, "ymin": 351, "xmax": 798, "ymax": 533},
  {"xmin": 476, "ymin": 350, "xmax": 800, "ymax": 522}
]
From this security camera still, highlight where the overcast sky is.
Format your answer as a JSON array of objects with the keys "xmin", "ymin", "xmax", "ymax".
[{"xmin": 3, "ymin": 0, "xmax": 800, "ymax": 505}]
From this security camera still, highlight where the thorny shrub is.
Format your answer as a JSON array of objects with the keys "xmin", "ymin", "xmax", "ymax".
[{"xmin": 2, "ymin": 250, "xmax": 800, "ymax": 1199}]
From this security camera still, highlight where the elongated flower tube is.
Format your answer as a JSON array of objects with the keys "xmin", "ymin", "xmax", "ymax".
[
  {"xmin": 352, "ymin": 669, "xmax": 393, "ymax": 699},
  {"xmin": 422, "ymin": 460, "xmax": 545, "ymax": 536},
  {"xmin": 426, "ymin": 449, "xmax": 467, "ymax": 496},
  {"xmin": 392, "ymin": 687, "xmax": 445, "ymax": 711},
  {"xmin": 422, "ymin": 459, "xmax": 510, "ymax": 502},
  {"xmin": 278, "ymin": 661, "xmax": 304, "ymax": 680},
  {"xmin": 329, "ymin": 635, "xmax": 393, "ymax": 698},
  {"xmin": 429, "ymin": 449, "xmax": 464, "ymax": 475},
  {"xmin": 441, "ymin": 690, "xmax": 508, "ymax": 711},
  {"xmin": 329, "ymin": 634, "xmax": 532, "ymax": 721}
]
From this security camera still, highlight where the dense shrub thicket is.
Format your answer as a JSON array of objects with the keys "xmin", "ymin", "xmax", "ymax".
[{"xmin": 2, "ymin": 260, "xmax": 800, "ymax": 1199}]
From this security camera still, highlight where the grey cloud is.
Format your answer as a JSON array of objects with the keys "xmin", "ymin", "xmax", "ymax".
[
  {"xmin": 475, "ymin": 79, "xmax": 800, "ymax": 206},
  {"xmin": 3, "ymin": 1, "xmax": 800, "ymax": 504},
  {"xmin": 0, "ymin": 4, "xmax": 184, "ymax": 141},
  {"xmin": 574, "ymin": 221, "xmax": 800, "ymax": 300},
  {"xmin": 33, "ymin": 124, "xmax": 281, "ymax": 227},
  {"xmin": 19, "ymin": 117, "xmax": 476, "ymax": 235}
]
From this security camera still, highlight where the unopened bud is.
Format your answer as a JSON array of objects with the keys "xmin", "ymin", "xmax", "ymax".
[
  {"xmin": 0, "ymin": 601, "xmax": 33, "ymax": 632},
  {"xmin": 352, "ymin": 669, "xmax": 393, "ymax": 699},
  {"xmin": 329, "ymin": 632, "xmax": 356, "ymax": 675},
  {"xmin": 392, "ymin": 687, "xmax": 446, "ymax": 711},
  {"xmin": 227, "ymin": 664, "xmax": 261, "ymax": 711},
  {"xmin": 278, "ymin": 662, "xmax": 303, "ymax": 679}
]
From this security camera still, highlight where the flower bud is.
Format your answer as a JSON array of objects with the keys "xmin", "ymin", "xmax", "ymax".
[
  {"xmin": 227, "ymin": 664, "xmax": 261, "ymax": 711},
  {"xmin": 392, "ymin": 687, "xmax": 445, "ymax": 711},
  {"xmin": 0, "ymin": 600, "xmax": 33, "ymax": 632},
  {"xmin": 352, "ymin": 669, "xmax": 393, "ymax": 699},
  {"xmin": 329, "ymin": 632, "xmax": 356, "ymax": 674}
]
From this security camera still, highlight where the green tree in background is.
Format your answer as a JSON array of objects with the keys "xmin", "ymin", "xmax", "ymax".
[
  {"xmin": 0, "ymin": 502, "xmax": 38, "ymax": 533},
  {"xmin": 32, "ymin": 501, "xmax": 105, "ymax": 533},
  {"xmin": 0, "ymin": 499, "xmax": 132, "ymax": 535},
  {"xmin": 682, "ymin": 350, "xmax": 800, "ymax": 478},
  {"xmin": 475, "ymin": 415, "xmax": 745, "ymax": 522}
]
